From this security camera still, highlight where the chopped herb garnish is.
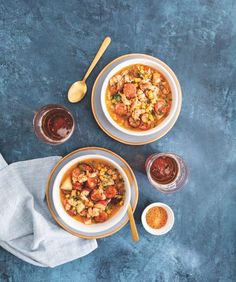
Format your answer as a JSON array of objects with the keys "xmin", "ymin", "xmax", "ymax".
[
  {"xmin": 105, "ymin": 203, "xmax": 113, "ymax": 211},
  {"xmin": 112, "ymin": 93, "xmax": 121, "ymax": 102}
]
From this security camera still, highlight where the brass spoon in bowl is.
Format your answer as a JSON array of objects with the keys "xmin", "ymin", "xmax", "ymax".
[
  {"xmin": 68, "ymin": 36, "xmax": 111, "ymax": 103},
  {"xmin": 122, "ymin": 167, "xmax": 139, "ymax": 242},
  {"xmin": 128, "ymin": 204, "xmax": 139, "ymax": 241}
]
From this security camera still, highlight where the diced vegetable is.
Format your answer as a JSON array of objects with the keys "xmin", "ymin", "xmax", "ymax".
[
  {"xmin": 76, "ymin": 201, "xmax": 85, "ymax": 214},
  {"xmin": 60, "ymin": 176, "xmax": 73, "ymax": 191}
]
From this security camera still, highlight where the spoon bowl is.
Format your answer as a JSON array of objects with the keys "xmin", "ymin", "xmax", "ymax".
[{"xmin": 68, "ymin": 81, "xmax": 87, "ymax": 103}]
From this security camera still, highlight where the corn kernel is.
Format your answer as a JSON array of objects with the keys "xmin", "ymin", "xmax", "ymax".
[
  {"xmin": 148, "ymin": 91, "xmax": 154, "ymax": 99},
  {"xmin": 149, "ymin": 114, "xmax": 154, "ymax": 121}
]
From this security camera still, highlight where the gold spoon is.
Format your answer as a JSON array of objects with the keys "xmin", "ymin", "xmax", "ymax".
[
  {"xmin": 122, "ymin": 167, "xmax": 139, "ymax": 242},
  {"xmin": 68, "ymin": 36, "xmax": 111, "ymax": 103},
  {"xmin": 128, "ymin": 204, "xmax": 139, "ymax": 241}
]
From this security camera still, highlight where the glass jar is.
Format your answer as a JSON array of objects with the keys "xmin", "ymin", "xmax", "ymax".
[
  {"xmin": 33, "ymin": 104, "xmax": 75, "ymax": 145},
  {"xmin": 145, "ymin": 153, "xmax": 188, "ymax": 193}
]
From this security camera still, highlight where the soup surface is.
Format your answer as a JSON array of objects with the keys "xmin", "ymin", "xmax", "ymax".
[
  {"xmin": 105, "ymin": 64, "xmax": 172, "ymax": 131},
  {"xmin": 60, "ymin": 160, "xmax": 125, "ymax": 224}
]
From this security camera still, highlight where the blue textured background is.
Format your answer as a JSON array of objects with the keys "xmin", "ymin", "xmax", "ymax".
[{"xmin": 0, "ymin": 0, "xmax": 235, "ymax": 281}]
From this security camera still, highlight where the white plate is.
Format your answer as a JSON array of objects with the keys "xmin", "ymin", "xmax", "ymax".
[
  {"xmin": 92, "ymin": 53, "xmax": 182, "ymax": 145},
  {"xmin": 46, "ymin": 147, "xmax": 139, "ymax": 239},
  {"xmin": 52, "ymin": 154, "xmax": 131, "ymax": 234}
]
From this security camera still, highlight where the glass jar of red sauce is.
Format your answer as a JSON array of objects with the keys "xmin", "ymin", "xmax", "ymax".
[
  {"xmin": 33, "ymin": 104, "xmax": 75, "ymax": 145},
  {"xmin": 145, "ymin": 153, "xmax": 188, "ymax": 193}
]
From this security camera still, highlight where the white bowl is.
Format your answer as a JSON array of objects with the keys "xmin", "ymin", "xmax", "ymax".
[
  {"xmin": 52, "ymin": 154, "xmax": 131, "ymax": 234},
  {"xmin": 141, "ymin": 203, "xmax": 175, "ymax": 235},
  {"xmin": 101, "ymin": 58, "xmax": 180, "ymax": 136}
]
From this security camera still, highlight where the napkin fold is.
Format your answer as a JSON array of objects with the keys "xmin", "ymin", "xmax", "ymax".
[{"xmin": 0, "ymin": 154, "xmax": 97, "ymax": 267}]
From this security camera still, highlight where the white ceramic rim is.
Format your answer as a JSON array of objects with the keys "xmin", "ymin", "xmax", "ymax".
[
  {"xmin": 141, "ymin": 202, "xmax": 175, "ymax": 235},
  {"xmin": 101, "ymin": 58, "xmax": 179, "ymax": 137},
  {"xmin": 52, "ymin": 154, "xmax": 131, "ymax": 234}
]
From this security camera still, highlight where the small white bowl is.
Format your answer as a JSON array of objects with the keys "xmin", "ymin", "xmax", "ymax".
[
  {"xmin": 101, "ymin": 57, "xmax": 180, "ymax": 137},
  {"xmin": 141, "ymin": 203, "xmax": 175, "ymax": 235},
  {"xmin": 52, "ymin": 154, "xmax": 131, "ymax": 234}
]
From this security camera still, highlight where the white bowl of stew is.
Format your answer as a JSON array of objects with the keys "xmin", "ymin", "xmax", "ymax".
[
  {"xmin": 101, "ymin": 58, "xmax": 180, "ymax": 136},
  {"xmin": 52, "ymin": 154, "xmax": 131, "ymax": 234}
]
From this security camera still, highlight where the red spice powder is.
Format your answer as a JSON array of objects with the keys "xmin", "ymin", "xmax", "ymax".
[{"xmin": 146, "ymin": 206, "xmax": 168, "ymax": 229}]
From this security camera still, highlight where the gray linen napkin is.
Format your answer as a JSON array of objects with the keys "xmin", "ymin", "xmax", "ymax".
[{"xmin": 0, "ymin": 154, "xmax": 97, "ymax": 267}]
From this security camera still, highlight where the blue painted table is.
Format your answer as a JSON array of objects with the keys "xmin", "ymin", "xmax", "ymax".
[{"xmin": 0, "ymin": 1, "xmax": 235, "ymax": 281}]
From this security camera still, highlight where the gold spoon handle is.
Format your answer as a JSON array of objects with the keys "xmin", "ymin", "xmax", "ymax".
[
  {"xmin": 121, "ymin": 166, "xmax": 139, "ymax": 242},
  {"xmin": 83, "ymin": 36, "xmax": 111, "ymax": 82},
  {"xmin": 128, "ymin": 204, "xmax": 139, "ymax": 242}
]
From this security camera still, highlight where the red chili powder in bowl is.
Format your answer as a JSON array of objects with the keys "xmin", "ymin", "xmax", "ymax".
[{"xmin": 146, "ymin": 206, "xmax": 168, "ymax": 229}]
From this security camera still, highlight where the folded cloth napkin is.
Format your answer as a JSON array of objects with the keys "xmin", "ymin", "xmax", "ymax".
[{"xmin": 0, "ymin": 154, "xmax": 97, "ymax": 267}]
